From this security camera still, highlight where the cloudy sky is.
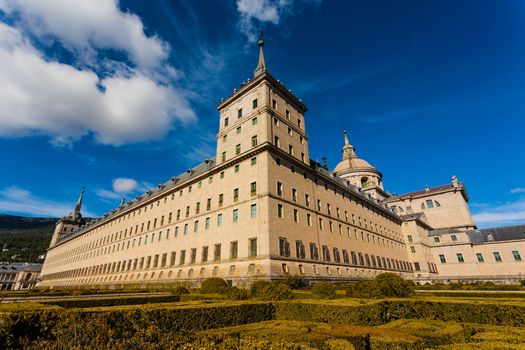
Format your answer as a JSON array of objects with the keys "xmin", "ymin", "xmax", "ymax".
[{"xmin": 0, "ymin": 0, "xmax": 524, "ymax": 228}]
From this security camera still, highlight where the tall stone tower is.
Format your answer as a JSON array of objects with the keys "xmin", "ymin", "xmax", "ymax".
[{"xmin": 216, "ymin": 38, "xmax": 310, "ymax": 165}]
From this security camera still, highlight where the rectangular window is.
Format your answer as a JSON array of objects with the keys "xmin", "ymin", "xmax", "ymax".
[
  {"xmin": 183, "ymin": 224, "xmax": 188, "ymax": 235},
  {"xmin": 296, "ymin": 240, "xmax": 305, "ymax": 259},
  {"xmin": 237, "ymin": 108, "xmax": 242, "ymax": 118},
  {"xmin": 407, "ymin": 235, "xmax": 413, "ymax": 243},
  {"xmin": 195, "ymin": 202, "xmax": 200, "ymax": 214},
  {"xmin": 194, "ymin": 220, "xmax": 199, "ymax": 232},
  {"xmin": 252, "ymin": 99, "xmax": 258, "ymax": 108},
  {"xmin": 235, "ymin": 144, "xmax": 241, "ymax": 155},
  {"xmin": 252, "ymin": 135, "xmax": 258, "ymax": 147},
  {"xmin": 185, "ymin": 206, "xmax": 190, "ymax": 218},
  {"xmin": 207, "ymin": 198, "xmax": 211, "ymax": 211},
  {"xmin": 250, "ymin": 204, "xmax": 257, "ymax": 218},
  {"xmin": 205, "ymin": 217, "xmax": 210, "ymax": 229},
  {"xmin": 476, "ymin": 253, "xmax": 484, "ymax": 262},
  {"xmin": 249, "ymin": 238, "xmax": 257, "ymax": 257},
  {"xmin": 219, "ymin": 194, "xmax": 224, "ymax": 207},
  {"xmin": 322, "ymin": 245, "xmax": 330, "ymax": 262},
  {"xmin": 224, "ymin": 117, "xmax": 229, "ymax": 127},
  {"xmin": 222, "ymin": 134, "xmax": 227, "ymax": 143},
  {"xmin": 250, "ymin": 182, "xmax": 257, "ymax": 196},
  {"xmin": 410, "ymin": 246, "xmax": 416, "ymax": 253},
  {"xmin": 202, "ymin": 246, "xmax": 208, "ymax": 262},
  {"xmin": 272, "ymin": 99, "xmax": 277, "ymax": 109},
  {"xmin": 235, "ymin": 164, "xmax": 240, "ymax": 173},
  {"xmin": 319, "ymin": 218, "xmax": 323, "ymax": 230},
  {"xmin": 292, "ymin": 188, "xmax": 297, "ymax": 202},
  {"xmin": 457, "ymin": 253, "xmax": 464, "ymax": 263},
  {"xmin": 513, "ymin": 251, "xmax": 522, "ymax": 261},
  {"xmin": 288, "ymin": 145, "xmax": 294, "ymax": 156},
  {"xmin": 310, "ymin": 244, "xmax": 318, "ymax": 260},
  {"xmin": 493, "ymin": 252, "xmax": 502, "ymax": 262},
  {"xmin": 230, "ymin": 241, "xmax": 238, "ymax": 259},
  {"xmin": 439, "ymin": 254, "xmax": 446, "ymax": 263},
  {"xmin": 233, "ymin": 188, "xmax": 239, "ymax": 202},
  {"xmin": 277, "ymin": 204, "xmax": 284, "ymax": 218},
  {"xmin": 286, "ymin": 109, "xmax": 290, "ymax": 119},
  {"xmin": 170, "ymin": 252, "xmax": 176, "ymax": 266},
  {"xmin": 233, "ymin": 209, "xmax": 239, "ymax": 223},
  {"xmin": 179, "ymin": 250, "xmax": 186, "ymax": 265},
  {"xmin": 214, "ymin": 244, "xmax": 221, "ymax": 261},
  {"xmin": 333, "ymin": 248, "xmax": 341, "ymax": 263},
  {"xmin": 451, "ymin": 234, "xmax": 457, "ymax": 241},
  {"xmin": 293, "ymin": 209, "xmax": 299, "ymax": 223},
  {"xmin": 307, "ymin": 213, "xmax": 312, "ymax": 226},
  {"xmin": 277, "ymin": 182, "xmax": 283, "ymax": 196},
  {"xmin": 251, "ymin": 157, "xmax": 257, "ymax": 165},
  {"xmin": 279, "ymin": 237, "xmax": 290, "ymax": 257},
  {"xmin": 236, "ymin": 126, "xmax": 241, "ymax": 134},
  {"xmin": 221, "ymin": 151, "xmax": 226, "ymax": 162},
  {"xmin": 190, "ymin": 248, "xmax": 197, "ymax": 264},
  {"xmin": 342, "ymin": 250, "xmax": 349, "ymax": 264},
  {"xmin": 305, "ymin": 194, "xmax": 310, "ymax": 207},
  {"xmin": 414, "ymin": 262, "xmax": 421, "ymax": 271},
  {"xmin": 217, "ymin": 213, "xmax": 223, "ymax": 226},
  {"xmin": 274, "ymin": 136, "xmax": 280, "ymax": 147}
]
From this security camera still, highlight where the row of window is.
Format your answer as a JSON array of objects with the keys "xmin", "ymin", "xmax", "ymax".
[
  {"xmin": 439, "ymin": 250, "xmax": 522, "ymax": 264},
  {"xmin": 275, "ymin": 181, "xmax": 399, "ymax": 240},
  {"xmin": 45, "ymin": 238, "xmax": 258, "ymax": 281},
  {"xmin": 49, "ymin": 204, "xmax": 259, "ymax": 267},
  {"xmin": 49, "ymin": 180, "xmax": 260, "ymax": 263},
  {"xmin": 278, "ymin": 238, "xmax": 411, "ymax": 271}
]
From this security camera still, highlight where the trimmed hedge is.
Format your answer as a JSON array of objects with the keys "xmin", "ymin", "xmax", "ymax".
[
  {"xmin": 311, "ymin": 282, "xmax": 337, "ymax": 299},
  {"xmin": 0, "ymin": 302, "xmax": 275, "ymax": 349},
  {"xmin": 274, "ymin": 300, "xmax": 525, "ymax": 327},
  {"xmin": 257, "ymin": 283, "xmax": 293, "ymax": 301},
  {"xmin": 38, "ymin": 295, "xmax": 181, "ymax": 309},
  {"xmin": 200, "ymin": 278, "xmax": 228, "ymax": 294}
]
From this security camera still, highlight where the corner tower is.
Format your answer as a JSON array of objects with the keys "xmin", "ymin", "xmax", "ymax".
[
  {"xmin": 49, "ymin": 189, "xmax": 86, "ymax": 247},
  {"xmin": 216, "ymin": 38, "xmax": 310, "ymax": 165}
]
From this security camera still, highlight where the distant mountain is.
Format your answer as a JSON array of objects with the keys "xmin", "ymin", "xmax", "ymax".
[{"xmin": 0, "ymin": 214, "xmax": 58, "ymax": 263}]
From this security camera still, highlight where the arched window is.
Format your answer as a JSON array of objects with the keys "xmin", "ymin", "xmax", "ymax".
[
  {"xmin": 435, "ymin": 201, "xmax": 441, "ymax": 207},
  {"xmin": 361, "ymin": 177, "xmax": 369, "ymax": 189},
  {"xmin": 426, "ymin": 199, "xmax": 434, "ymax": 209},
  {"xmin": 421, "ymin": 203, "xmax": 425, "ymax": 209},
  {"xmin": 391, "ymin": 206, "xmax": 397, "ymax": 214}
]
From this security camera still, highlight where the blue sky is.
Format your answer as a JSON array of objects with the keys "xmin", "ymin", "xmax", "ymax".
[{"xmin": 0, "ymin": 0, "xmax": 523, "ymax": 228}]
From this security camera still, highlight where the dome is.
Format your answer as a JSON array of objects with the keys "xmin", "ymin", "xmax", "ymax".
[{"xmin": 334, "ymin": 157, "xmax": 376, "ymax": 174}]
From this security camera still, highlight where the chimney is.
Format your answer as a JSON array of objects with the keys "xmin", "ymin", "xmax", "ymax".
[{"xmin": 322, "ymin": 157, "xmax": 327, "ymax": 169}]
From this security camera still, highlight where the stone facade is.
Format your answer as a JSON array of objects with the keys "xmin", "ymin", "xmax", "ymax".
[
  {"xmin": 39, "ymin": 40, "xmax": 524, "ymax": 288},
  {"xmin": 39, "ymin": 40, "xmax": 412, "ymax": 288},
  {"xmin": 0, "ymin": 263, "xmax": 42, "ymax": 290}
]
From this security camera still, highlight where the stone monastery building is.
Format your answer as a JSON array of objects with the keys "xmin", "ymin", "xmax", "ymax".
[{"xmin": 39, "ymin": 40, "xmax": 525, "ymax": 288}]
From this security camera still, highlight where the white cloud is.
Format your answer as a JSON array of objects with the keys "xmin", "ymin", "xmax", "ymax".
[
  {"xmin": 112, "ymin": 178, "xmax": 139, "ymax": 194},
  {"xmin": 472, "ymin": 198, "xmax": 525, "ymax": 228},
  {"xmin": 0, "ymin": 22, "xmax": 195, "ymax": 146},
  {"xmin": 510, "ymin": 188, "xmax": 525, "ymax": 194},
  {"xmin": 0, "ymin": 0, "xmax": 169, "ymax": 75},
  {"xmin": 96, "ymin": 177, "xmax": 149, "ymax": 202},
  {"xmin": 0, "ymin": 186, "xmax": 96, "ymax": 217},
  {"xmin": 236, "ymin": 0, "xmax": 291, "ymax": 42}
]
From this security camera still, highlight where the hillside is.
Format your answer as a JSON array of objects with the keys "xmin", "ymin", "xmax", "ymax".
[{"xmin": 0, "ymin": 214, "xmax": 57, "ymax": 263}]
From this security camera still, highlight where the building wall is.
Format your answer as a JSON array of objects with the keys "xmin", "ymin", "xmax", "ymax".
[
  {"xmin": 429, "ymin": 233, "xmax": 525, "ymax": 282},
  {"xmin": 387, "ymin": 189, "xmax": 475, "ymax": 231},
  {"xmin": 402, "ymin": 220, "xmax": 438, "ymax": 278}
]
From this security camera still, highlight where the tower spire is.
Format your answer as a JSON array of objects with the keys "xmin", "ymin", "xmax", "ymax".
[
  {"xmin": 71, "ymin": 187, "xmax": 84, "ymax": 221},
  {"xmin": 343, "ymin": 128, "xmax": 350, "ymax": 145},
  {"xmin": 254, "ymin": 33, "xmax": 266, "ymax": 77},
  {"xmin": 342, "ymin": 129, "xmax": 356, "ymax": 160}
]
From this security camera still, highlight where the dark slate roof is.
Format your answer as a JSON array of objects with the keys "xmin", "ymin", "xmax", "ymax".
[
  {"xmin": 57, "ymin": 157, "xmax": 217, "ymax": 244},
  {"xmin": 467, "ymin": 224, "xmax": 525, "ymax": 244},
  {"xmin": 399, "ymin": 213, "xmax": 425, "ymax": 221},
  {"xmin": 56, "ymin": 151, "xmax": 398, "ymax": 246}
]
